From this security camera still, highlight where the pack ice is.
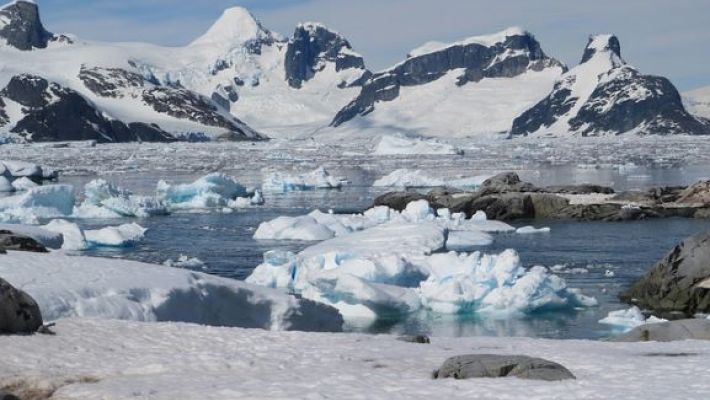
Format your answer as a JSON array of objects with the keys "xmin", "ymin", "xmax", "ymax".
[{"xmin": 249, "ymin": 200, "xmax": 592, "ymax": 324}]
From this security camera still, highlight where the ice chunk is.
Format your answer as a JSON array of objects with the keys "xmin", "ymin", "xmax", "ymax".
[
  {"xmin": 262, "ymin": 166, "xmax": 344, "ymax": 192},
  {"xmin": 516, "ymin": 226, "xmax": 551, "ymax": 234},
  {"xmin": 374, "ymin": 135, "xmax": 462, "ymax": 155},
  {"xmin": 44, "ymin": 219, "xmax": 88, "ymax": 251},
  {"xmin": 599, "ymin": 306, "xmax": 668, "ymax": 332},
  {"xmin": 157, "ymin": 173, "xmax": 249, "ymax": 210},
  {"xmin": 10, "ymin": 177, "xmax": 38, "ymax": 191},
  {"xmin": 85, "ymin": 223, "xmax": 147, "ymax": 247},
  {"xmin": 1, "ymin": 160, "xmax": 42, "ymax": 179},
  {"xmin": 163, "ymin": 255, "xmax": 206, "ymax": 269},
  {"xmin": 0, "ymin": 184, "xmax": 75, "ymax": 223},
  {"xmin": 402, "ymin": 199, "xmax": 434, "ymax": 222},
  {"xmin": 75, "ymin": 179, "xmax": 168, "ymax": 219},
  {"xmin": 254, "ymin": 215, "xmax": 336, "ymax": 241},
  {"xmin": 446, "ymin": 230, "xmax": 494, "ymax": 250},
  {"xmin": 373, "ymin": 169, "xmax": 488, "ymax": 189},
  {"xmin": 0, "ymin": 176, "xmax": 13, "ymax": 192}
]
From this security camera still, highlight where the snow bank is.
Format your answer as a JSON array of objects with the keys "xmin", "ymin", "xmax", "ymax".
[
  {"xmin": 373, "ymin": 169, "xmax": 489, "ymax": 189},
  {"xmin": 2, "ymin": 318, "xmax": 710, "ymax": 400},
  {"xmin": 599, "ymin": 306, "xmax": 668, "ymax": 332},
  {"xmin": 263, "ymin": 166, "xmax": 344, "ymax": 192},
  {"xmin": 0, "ymin": 185, "xmax": 74, "ymax": 224},
  {"xmin": 0, "ymin": 251, "xmax": 342, "ymax": 332},
  {"xmin": 373, "ymin": 135, "xmax": 462, "ymax": 155},
  {"xmin": 248, "ymin": 205, "xmax": 594, "ymax": 324}
]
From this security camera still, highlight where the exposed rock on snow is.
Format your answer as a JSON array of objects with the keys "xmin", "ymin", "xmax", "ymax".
[
  {"xmin": 511, "ymin": 34, "xmax": 709, "ymax": 137},
  {"xmin": 0, "ymin": 223, "xmax": 61, "ymax": 248},
  {"xmin": 0, "ymin": 251, "xmax": 343, "ymax": 332},
  {"xmin": 0, "ymin": 0, "xmax": 67, "ymax": 51},
  {"xmin": 434, "ymin": 354, "xmax": 575, "ymax": 381},
  {"xmin": 621, "ymin": 232, "xmax": 710, "ymax": 316},
  {"xmin": 0, "ymin": 230, "xmax": 50, "ymax": 253},
  {"xmin": 0, "ymin": 277, "xmax": 43, "ymax": 335}
]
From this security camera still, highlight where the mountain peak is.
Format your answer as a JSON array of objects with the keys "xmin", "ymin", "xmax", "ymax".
[
  {"xmin": 407, "ymin": 26, "xmax": 530, "ymax": 58},
  {"xmin": 0, "ymin": 0, "xmax": 53, "ymax": 50},
  {"xmin": 190, "ymin": 7, "xmax": 275, "ymax": 49},
  {"xmin": 581, "ymin": 34, "xmax": 622, "ymax": 64}
]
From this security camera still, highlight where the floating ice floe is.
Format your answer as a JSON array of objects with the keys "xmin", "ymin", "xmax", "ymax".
[
  {"xmin": 85, "ymin": 223, "xmax": 148, "ymax": 247},
  {"xmin": 0, "ymin": 184, "xmax": 75, "ymax": 224},
  {"xmin": 599, "ymin": 306, "xmax": 668, "ymax": 332},
  {"xmin": 373, "ymin": 135, "xmax": 462, "ymax": 155},
  {"xmin": 0, "ymin": 251, "xmax": 342, "ymax": 332},
  {"xmin": 164, "ymin": 255, "xmax": 206, "ymax": 269},
  {"xmin": 263, "ymin": 166, "xmax": 345, "ymax": 192},
  {"xmin": 516, "ymin": 226, "xmax": 551, "ymax": 234},
  {"xmin": 74, "ymin": 179, "xmax": 168, "ymax": 219},
  {"xmin": 157, "ymin": 173, "xmax": 250, "ymax": 210},
  {"xmin": 373, "ymin": 168, "xmax": 489, "ymax": 189},
  {"xmin": 248, "ymin": 200, "xmax": 596, "ymax": 324}
]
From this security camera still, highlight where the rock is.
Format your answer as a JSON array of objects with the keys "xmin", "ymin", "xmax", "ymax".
[
  {"xmin": 434, "ymin": 354, "xmax": 575, "ymax": 381},
  {"xmin": 676, "ymin": 181, "xmax": 710, "ymax": 205},
  {"xmin": 528, "ymin": 193, "xmax": 570, "ymax": 218},
  {"xmin": 0, "ymin": 278, "xmax": 43, "ymax": 334},
  {"xmin": 0, "ymin": 231, "xmax": 48, "ymax": 253},
  {"xmin": 397, "ymin": 335, "xmax": 431, "ymax": 344},
  {"xmin": 469, "ymin": 193, "xmax": 535, "ymax": 220},
  {"xmin": 478, "ymin": 172, "xmax": 540, "ymax": 195},
  {"xmin": 0, "ymin": 0, "xmax": 53, "ymax": 51},
  {"xmin": 610, "ymin": 319, "xmax": 710, "ymax": 342},
  {"xmin": 372, "ymin": 191, "xmax": 426, "ymax": 212},
  {"xmin": 695, "ymin": 209, "xmax": 710, "ymax": 219},
  {"xmin": 620, "ymin": 232, "xmax": 710, "ymax": 315},
  {"xmin": 285, "ymin": 23, "xmax": 366, "ymax": 89},
  {"xmin": 545, "ymin": 184, "xmax": 614, "ymax": 195},
  {"xmin": 0, "ymin": 391, "xmax": 21, "ymax": 400}
]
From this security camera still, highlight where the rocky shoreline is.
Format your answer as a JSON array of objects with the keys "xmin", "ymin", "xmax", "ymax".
[{"xmin": 373, "ymin": 172, "xmax": 710, "ymax": 221}]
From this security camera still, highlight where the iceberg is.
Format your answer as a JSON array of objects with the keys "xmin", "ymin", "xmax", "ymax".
[
  {"xmin": 157, "ymin": 173, "xmax": 250, "ymax": 210},
  {"xmin": 44, "ymin": 219, "xmax": 88, "ymax": 251},
  {"xmin": 0, "ymin": 184, "xmax": 75, "ymax": 224},
  {"xmin": 599, "ymin": 306, "xmax": 668, "ymax": 332},
  {"xmin": 373, "ymin": 135, "xmax": 462, "ymax": 155},
  {"xmin": 74, "ymin": 179, "xmax": 168, "ymax": 219},
  {"xmin": 85, "ymin": 223, "xmax": 147, "ymax": 247},
  {"xmin": 373, "ymin": 169, "xmax": 489, "ymax": 189},
  {"xmin": 262, "ymin": 166, "xmax": 344, "ymax": 192}
]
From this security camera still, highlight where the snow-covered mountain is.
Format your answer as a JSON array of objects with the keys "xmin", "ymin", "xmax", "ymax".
[
  {"xmin": 684, "ymin": 86, "xmax": 710, "ymax": 121},
  {"xmin": 331, "ymin": 28, "xmax": 566, "ymax": 138},
  {"xmin": 0, "ymin": 1, "xmax": 366, "ymax": 143},
  {"xmin": 511, "ymin": 35, "xmax": 709, "ymax": 137},
  {"xmin": 0, "ymin": 1, "xmax": 707, "ymax": 143}
]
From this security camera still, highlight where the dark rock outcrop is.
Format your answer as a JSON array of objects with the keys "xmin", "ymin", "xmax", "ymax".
[
  {"xmin": 610, "ymin": 319, "xmax": 710, "ymax": 342},
  {"xmin": 620, "ymin": 232, "xmax": 710, "ymax": 316},
  {"xmin": 285, "ymin": 23, "xmax": 366, "ymax": 89},
  {"xmin": 0, "ymin": 230, "xmax": 48, "ymax": 253},
  {"xmin": 512, "ymin": 35, "xmax": 709, "ymax": 136},
  {"xmin": 0, "ymin": 277, "xmax": 43, "ymax": 335},
  {"xmin": 478, "ymin": 172, "xmax": 541, "ymax": 195},
  {"xmin": 434, "ymin": 354, "xmax": 575, "ymax": 381},
  {"xmin": 332, "ymin": 30, "xmax": 563, "ymax": 127},
  {"xmin": 0, "ymin": 0, "xmax": 54, "ymax": 50},
  {"xmin": 0, "ymin": 391, "xmax": 21, "ymax": 400}
]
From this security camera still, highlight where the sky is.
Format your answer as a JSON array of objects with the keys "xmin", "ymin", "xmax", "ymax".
[{"xmin": 36, "ymin": 0, "xmax": 710, "ymax": 91}]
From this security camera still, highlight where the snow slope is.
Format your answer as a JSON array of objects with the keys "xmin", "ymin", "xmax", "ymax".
[
  {"xmin": 684, "ymin": 86, "xmax": 710, "ymax": 119},
  {"xmin": 0, "ymin": 251, "xmax": 342, "ymax": 332},
  {"xmin": 1, "ymin": 318, "xmax": 709, "ymax": 399}
]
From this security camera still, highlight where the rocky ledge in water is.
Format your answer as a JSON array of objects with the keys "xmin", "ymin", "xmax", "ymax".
[
  {"xmin": 372, "ymin": 172, "xmax": 710, "ymax": 221},
  {"xmin": 620, "ymin": 232, "xmax": 710, "ymax": 317}
]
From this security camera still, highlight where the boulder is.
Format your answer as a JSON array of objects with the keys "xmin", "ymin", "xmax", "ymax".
[
  {"xmin": 434, "ymin": 354, "xmax": 575, "ymax": 381},
  {"xmin": 0, "ymin": 231, "xmax": 48, "ymax": 253},
  {"xmin": 469, "ymin": 193, "xmax": 535, "ymax": 220},
  {"xmin": 620, "ymin": 232, "xmax": 710, "ymax": 315},
  {"xmin": 397, "ymin": 335, "xmax": 431, "ymax": 344},
  {"xmin": 610, "ymin": 319, "xmax": 710, "ymax": 342},
  {"xmin": 372, "ymin": 191, "xmax": 426, "ymax": 212},
  {"xmin": 675, "ymin": 181, "xmax": 710, "ymax": 205},
  {"xmin": 0, "ymin": 392, "xmax": 21, "ymax": 400},
  {"xmin": 528, "ymin": 193, "xmax": 570, "ymax": 218},
  {"xmin": 0, "ymin": 278, "xmax": 43, "ymax": 334},
  {"xmin": 478, "ymin": 172, "xmax": 540, "ymax": 195}
]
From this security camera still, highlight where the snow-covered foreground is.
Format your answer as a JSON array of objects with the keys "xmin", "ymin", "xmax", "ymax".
[
  {"xmin": 0, "ymin": 251, "xmax": 342, "ymax": 332},
  {"xmin": 1, "ymin": 318, "xmax": 709, "ymax": 399}
]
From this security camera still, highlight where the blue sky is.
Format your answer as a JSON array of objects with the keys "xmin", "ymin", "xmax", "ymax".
[{"xmin": 37, "ymin": 0, "xmax": 710, "ymax": 91}]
